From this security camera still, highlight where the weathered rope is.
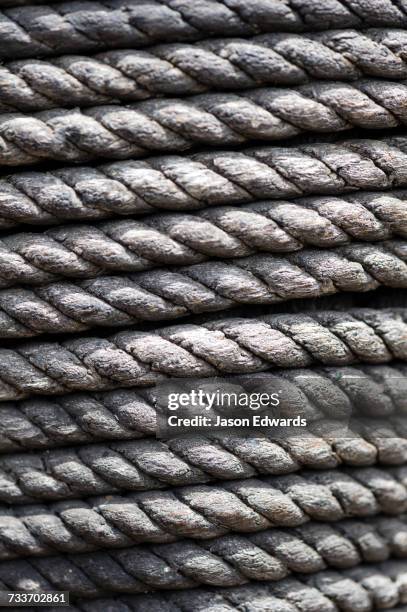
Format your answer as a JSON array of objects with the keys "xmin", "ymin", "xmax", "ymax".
[
  {"xmin": 2, "ymin": 0, "xmax": 407, "ymax": 60},
  {"xmin": 0, "ymin": 308, "xmax": 406, "ymax": 401},
  {"xmin": 0, "ymin": 466, "xmax": 406, "ymax": 560},
  {"xmin": 0, "ymin": 141, "xmax": 405, "ymax": 231},
  {"xmin": 0, "ymin": 517, "xmax": 405, "ymax": 596},
  {"xmin": 59, "ymin": 561, "xmax": 407, "ymax": 611},
  {"xmin": 0, "ymin": 197, "xmax": 406, "ymax": 286},
  {"xmin": 1, "ymin": 241, "xmax": 407, "ymax": 338},
  {"xmin": 2, "ymin": 30, "xmax": 407, "ymax": 113},
  {"xmin": 0, "ymin": 364, "xmax": 405, "ymax": 453},
  {"xmin": 1, "ymin": 428, "xmax": 407, "ymax": 504},
  {"xmin": 1, "ymin": 82, "xmax": 407, "ymax": 167}
]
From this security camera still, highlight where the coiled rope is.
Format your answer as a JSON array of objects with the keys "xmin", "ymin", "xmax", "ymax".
[
  {"xmin": 0, "ymin": 308, "xmax": 406, "ymax": 400},
  {"xmin": 0, "ymin": 141, "xmax": 405, "ymax": 230},
  {"xmin": 0, "ymin": 364, "xmax": 404, "ymax": 453},
  {"xmin": 2, "ymin": 30, "xmax": 407, "ymax": 113},
  {"xmin": 0, "ymin": 466, "xmax": 406, "ymax": 560},
  {"xmin": 1, "ymin": 241, "xmax": 407, "ymax": 338},
  {"xmin": 0, "ymin": 517, "xmax": 405, "ymax": 595},
  {"xmin": 0, "ymin": 198, "xmax": 406, "ymax": 285},
  {"xmin": 1, "ymin": 81, "xmax": 407, "ymax": 166},
  {"xmin": 59, "ymin": 561, "xmax": 407, "ymax": 611},
  {"xmin": 2, "ymin": 0, "xmax": 407, "ymax": 60},
  {"xmin": 1, "ymin": 430, "xmax": 407, "ymax": 504}
]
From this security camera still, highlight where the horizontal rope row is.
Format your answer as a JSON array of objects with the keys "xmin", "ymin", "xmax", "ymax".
[
  {"xmin": 2, "ymin": 241, "xmax": 407, "ymax": 338},
  {"xmin": 1, "ymin": 197, "xmax": 406, "ymax": 286},
  {"xmin": 64, "ymin": 561, "xmax": 407, "ymax": 611},
  {"xmin": 0, "ymin": 364, "xmax": 405, "ymax": 453},
  {"xmin": 0, "ymin": 141, "xmax": 405, "ymax": 231},
  {"xmin": 0, "ymin": 517, "xmax": 405, "ymax": 596},
  {"xmin": 2, "ymin": 426, "xmax": 407, "ymax": 504},
  {"xmin": 2, "ymin": 81, "xmax": 407, "ymax": 166},
  {"xmin": 0, "ymin": 308, "xmax": 406, "ymax": 400},
  {"xmin": 2, "ymin": 0, "xmax": 407, "ymax": 60},
  {"xmin": 0, "ymin": 466, "xmax": 406, "ymax": 560},
  {"xmin": 2, "ymin": 29, "xmax": 407, "ymax": 113}
]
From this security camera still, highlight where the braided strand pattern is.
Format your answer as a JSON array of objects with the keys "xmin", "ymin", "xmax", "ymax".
[
  {"xmin": 0, "ymin": 466, "xmax": 406, "ymax": 560},
  {"xmin": 0, "ymin": 364, "xmax": 406, "ymax": 453},
  {"xmin": 0, "ymin": 196, "xmax": 406, "ymax": 287},
  {"xmin": 2, "ymin": 82, "xmax": 407, "ymax": 166},
  {"xmin": 2, "ymin": 427, "xmax": 407, "ymax": 504},
  {"xmin": 3, "ymin": 30, "xmax": 407, "ymax": 113},
  {"xmin": 0, "ymin": 142, "xmax": 406, "ymax": 231},
  {"xmin": 62, "ymin": 561, "xmax": 407, "ymax": 611},
  {"xmin": 0, "ymin": 517, "xmax": 406, "ymax": 597},
  {"xmin": 2, "ymin": 0, "xmax": 407, "ymax": 60},
  {"xmin": 0, "ymin": 308, "xmax": 406, "ymax": 400},
  {"xmin": 0, "ymin": 138, "xmax": 407, "ymax": 229},
  {"xmin": 2, "ymin": 241, "xmax": 407, "ymax": 338}
]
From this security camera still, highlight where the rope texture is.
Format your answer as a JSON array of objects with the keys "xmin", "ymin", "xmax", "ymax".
[
  {"xmin": 0, "ymin": 194, "xmax": 406, "ymax": 286},
  {"xmin": 2, "ymin": 29, "xmax": 407, "ymax": 113},
  {"xmin": 2, "ymin": 427, "xmax": 407, "ymax": 504},
  {"xmin": 0, "ymin": 517, "xmax": 405, "ymax": 596},
  {"xmin": 2, "ymin": 0, "xmax": 407, "ymax": 60},
  {"xmin": 0, "ymin": 364, "xmax": 405, "ymax": 453},
  {"xmin": 60, "ymin": 561, "xmax": 407, "ymax": 611},
  {"xmin": 0, "ymin": 308, "xmax": 406, "ymax": 400},
  {"xmin": 0, "ymin": 466, "xmax": 407, "ymax": 560},
  {"xmin": 2, "ymin": 81, "xmax": 407, "ymax": 166},
  {"xmin": 2, "ymin": 241, "xmax": 407, "ymax": 338},
  {"xmin": 0, "ymin": 141, "xmax": 406, "ymax": 231}
]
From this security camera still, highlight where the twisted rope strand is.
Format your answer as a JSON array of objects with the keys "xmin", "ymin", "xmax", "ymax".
[
  {"xmin": 2, "ymin": 30, "xmax": 407, "ymax": 113},
  {"xmin": 2, "ymin": 0, "xmax": 407, "ymax": 61},
  {"xmin": 0, "ymin": 466, "xmax": 406, "ymax": 560},
  {"xmin": 1, "ymin": 81, "xmax": 407, "ymax": 166},
  {"xmin": 0, "ymin": 141, "xmax": 405, "ymax": 230},
  {"xmin": 66, "ymin": 561, "xmax": 407, "ymax": 611},
  {"xmin": 1, "ymin": 427, "xmax": 407, "ymax": 504},
  {"xmin": 0, "ymin": 308, "xmax": 406, "ymax": 400},
  {"xmin": 0, "ymin": 517, "xmax": 405, "ymax": 596},
  {"xmin": 0, "ymin": 364, "xmax": 405, "ymax": 453},
  {"xmin": 1, "ymin": 241, "xmax": 407, "ymax": 338},
  {"xmin": 0, "ymin": 196, "xmax": 405, "ymax": 287}
]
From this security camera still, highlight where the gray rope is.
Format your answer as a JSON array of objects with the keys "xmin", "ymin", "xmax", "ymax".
[
  {"xmin": 0, "ymin": 517, "xmax": 405, "ymax": 596},
  {"xmin": 0, "ymin": 141, "xmax": 405, "ymax": 231},
  {"xmin": 1, "ymin": 427, "xmax": 407, "ymax": 504},
  {"xmin": 1, "ymin": 81, "xmax": 407, "ymax": 166},
  {"xmin": 2, "ymin": 30, "xmax": 407, "ymax": 113},
  {"xmin": 0, "ymin": 138, "xmax": 407, "ymax": 229},
  {"xmin": 0, "ymin": 308, "xmax": 406, "ymax": 401},
  {"xmin": 0, "ymin": 364, "xmax": 405, "ymax": 453},
  {"xmin": 0, "ymin": 466, "xmax": 406, "ymax": 560},
  {"xmin": 1, "ymin": 241, "xmax": 407, "ymax": 339},
  {"xmin": 0, "ymin": 196, "xmax": 406, "ymax": 287},
  {"xmin": 62, "ymin": 561, "xmax": 407, "ymax": 611},
  {"xmin": 2, "ymin": 0, "xmax": 407, "ymax": 60}
]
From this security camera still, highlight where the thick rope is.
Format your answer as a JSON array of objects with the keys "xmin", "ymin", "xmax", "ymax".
[
  {"xmin": 0, "ymin": 142, "xmax": 406, "ymax": 230},
  {"xmin": 59, "ymin": 561, "xmax": 407, "ymax": 611},
  {"xmin": 1, "ymin": 427, "xmax": 407, "ymax": 504},
  {"xmin": 0, "ymin": 308, "xmax": 406, "ymax": 401},
  {"xmin": 0, "ymin": 197, "xmax": 406, "ymax": 287},
  {"xmin": 1, "ymin": 81, "xmax": 407, "ymax": 167},
  {"xmin": 0, "ymin": 517, "xmax": 405, "ymax": 596},
  {"xmin": 1, "ymin": 241, "xmax": 407, "ymax": 338},
  {"xmin": 0, "ymin": 466, "xmax": 406, "ymax": 560},
  {"xmin": 2, "ymin": 30, "xmax": 407, "ymax": 113},
  {"xmin": 0, "ymin": 364, "xmax": 405, "ymax": 453},
  {"xmin": 2, "ymin": 0, "xmax": 407, "ymax": 60}
]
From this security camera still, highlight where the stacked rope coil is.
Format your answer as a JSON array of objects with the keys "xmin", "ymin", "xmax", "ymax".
[{"xmin": 1, "ymin": 1, "xmax": 407, "ymax": 609}]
